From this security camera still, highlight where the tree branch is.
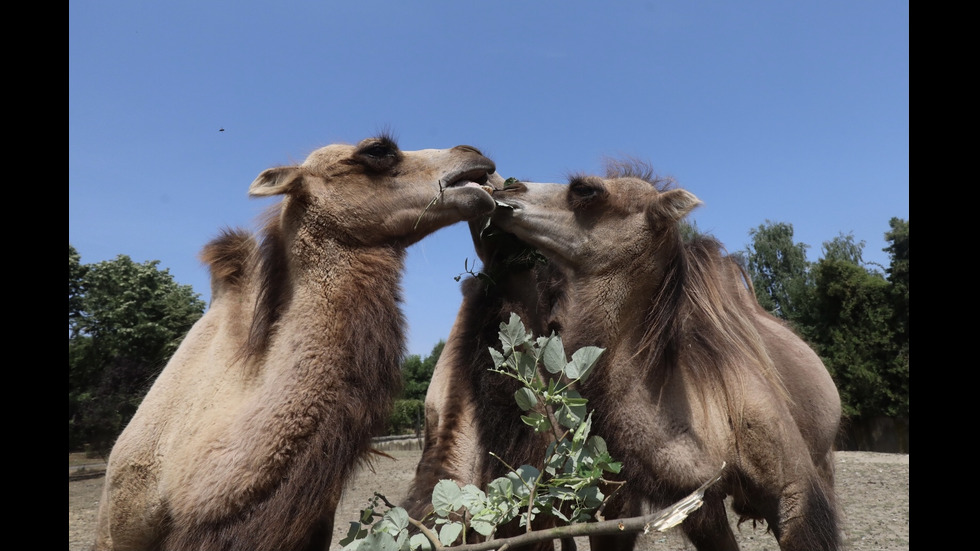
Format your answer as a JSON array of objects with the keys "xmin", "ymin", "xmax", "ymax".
[{"xmin": 412, "ymin": 464, "xmax": 724, "ymax": 551}]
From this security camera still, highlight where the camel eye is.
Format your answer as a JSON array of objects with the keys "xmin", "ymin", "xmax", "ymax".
[
  {"xmin": 360, "ymin": 143, "xmax": 396, "ymax": 159},
  {"xmin": 568, "ymin": 178, "xmax": 605, "ymax": 208},
  {"xmin": 355, "ymin": 138, "xmax": 402, "ymax": 172}
]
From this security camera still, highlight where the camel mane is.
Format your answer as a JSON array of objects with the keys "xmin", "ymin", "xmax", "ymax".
[
  {"xmin": 242, "ymin": 207, "xmax": 293, "ymax": 360},
  {"xmin": 602, "ymin": 157, "xmax": 677, "ymax": 189},
  {"xmin": 636, "ymin": 233, "xmax": 787, "ymax": 421}
]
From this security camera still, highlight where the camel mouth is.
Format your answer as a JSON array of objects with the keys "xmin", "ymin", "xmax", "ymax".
[{"xmin": 444, "ymin": 168, "xmax": 495, "ymax": 195}]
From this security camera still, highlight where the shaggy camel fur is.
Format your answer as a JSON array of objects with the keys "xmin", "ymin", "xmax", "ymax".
[
  {"xmin": 490, "ymin": 164, "xmax": 842, "ymax": 551},
  {"xmin": 402, "ymin": 202, "xmax": 568, "ymax": 550},
  {"xmin": 94, "ymin": 135, "xmax": 497, "ymax": 551}
]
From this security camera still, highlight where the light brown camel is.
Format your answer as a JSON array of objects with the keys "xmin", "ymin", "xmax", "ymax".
[
  {"xmin": 402, "ymin": 198, "xmax": 568, "ymax": 550},
  {"xmin": 490, "ymin": 163, "xmax": 842, "ymax": 551},
  {"xmin": 94, "ymin": 135, "xmax": 497, "ymax": 551}
]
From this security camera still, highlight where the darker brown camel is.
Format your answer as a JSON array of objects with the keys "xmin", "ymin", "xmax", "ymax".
[
  {"xmin": 489, "ymin": 163, "xmax": 843, "ymax": 551},
  {"xmin": 94, "ymin": 135, "xmax": 497, "ymax": 551}
]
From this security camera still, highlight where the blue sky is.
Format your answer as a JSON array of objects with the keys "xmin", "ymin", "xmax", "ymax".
[{"xmin": 69, "ymin": 2, "xmax": 909, "ymax": 358}]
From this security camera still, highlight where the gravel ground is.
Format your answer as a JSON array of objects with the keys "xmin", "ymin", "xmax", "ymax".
[{"xmin": 69, "ymin": 449, "xmax": 908, "ymax": 550}]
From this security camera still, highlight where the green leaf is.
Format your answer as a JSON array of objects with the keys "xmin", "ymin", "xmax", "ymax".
[
  {"xmin": 555, "ymin": 403, "xmax": 585, "ymax": 430},
  {"xmin": 380, "ymin": 507, "xmax": 409, "ymax": 532},
  {"xmin": 470, "ymin": 515, "xmax": 496, "ymax": 537},
  {"xmin": 539, "ymin": 334, "xmax": 566, "ymax": 374},
  {"xmin": 515, "ymin": 350, "xmax": 537, "ymax": 380},
  {"xmin": 339, "ymin": 522, "xmax": 367, "ymax": 547},
  {"xmin": 506, "ymin": 465, "xmax": 540, "ymax": 499},
  {"xmin": 487, "ymin": 476, "xmax": 514, "ymax": 499},
  {"xmin": 409, "ymin": 533, "xmax": 433, "ymax": 551},
  {"xmin": 459, "ymin": 484, "xmax": 488, "ymax": 515},
  {"xmin": 566, "ymin": 346, "xmax": 604, "ymax": 381},
  {"xmin": 431, "ymin": 480, "xmax": 461, "ymax": 517},
  {"xmin": 514, "ymin": 464, "xmax": 541, "ymax": 487},
  {"xmin": 488, "ymin": 347, "xmax": 505, "ymax": 369},
  {"xmin": 439, "ymin": 522, "xmax": 463, "ymax": 546},
  {"xmin": 499, "ymin": 313, "xmax": 528, "ymax": 354},
  {"xmin": 577, "ymin": 484, "xmax": 604, "ymax": 508},
  {"xmin": 514, "ymin": 387, "xmax": 537, "ymax": 410},
  {"xmin": 359, "ymin": 507, "xmax": 375, "ymax": 524},
  {"xmin": 358, "ymin": 532, "xmax": 401, "ymax": 551},
  {"xmin": 521, "ymin": 412, "xmax": 552, "ymax": 433}
]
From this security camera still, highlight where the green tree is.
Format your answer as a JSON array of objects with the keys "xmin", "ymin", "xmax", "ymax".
[
  {"xmin": 884, "ymin": 218, "xmax": 909, "ymax": 417},
  {"xmin": 744, "ymin": 220, "xmax": 910, "ymax": 421},
  {"xmin": 884, "ymin": 218, "xmax": 909, "ymax": 365},
  {"xmin": 743, "ymin": 221, "xmax": 812, "ymax": 323},
  {"xmin": 69, "ymin": 248, "xmax": 206, "ymax": 454},
  {"xmin": 69, "ymin": 244, "xmax": 87, "ymax": 337},
  {"xmin": 389, "ymin": 341, "xmax": 445, "ymax": 434},
  {"xmin": 800, "ymin": 224, "xmax": 909, "ymax": 419},
  {"xmin": 806, "ymin": 251, "xmax": 892, "ymax": 417},
  {"xmin": 821, "ymin": 232, "xmax": 865, "ymax": 265},
  {"xmin": 402, "ymin": 341, "xmax": 444, "ymax": 402}
]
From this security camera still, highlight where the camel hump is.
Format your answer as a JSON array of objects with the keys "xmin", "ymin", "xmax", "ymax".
[{"xmin": 200, "ymin": 228, "xmax": 256, "ymax": 296}]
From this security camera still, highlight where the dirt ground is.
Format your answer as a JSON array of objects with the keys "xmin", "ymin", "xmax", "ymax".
[{"xmin": 69, "ymin": 448, "xmax": 908, "ymax": 550}]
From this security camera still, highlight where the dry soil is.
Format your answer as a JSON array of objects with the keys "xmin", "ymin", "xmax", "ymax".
[{"xmin": 69, "ymin": 448, "xmax": 908, "ymax": 550}]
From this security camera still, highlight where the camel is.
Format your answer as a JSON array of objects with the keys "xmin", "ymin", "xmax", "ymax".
[
  {"xmin": 93, "ymin": 134, "xmax": 498, "ymax": 551},
  {"xmin": 402, "ymin": 180, "xmax": 569, "ymax": 551},
  {"xmin": 489, "ymin": 162, "xmax": 843, "ymax": 551}
]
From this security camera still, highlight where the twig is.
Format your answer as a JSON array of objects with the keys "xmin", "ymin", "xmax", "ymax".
[{"xmin": 414, "ymin": 180, "xmax": 446, "ymax": 230}]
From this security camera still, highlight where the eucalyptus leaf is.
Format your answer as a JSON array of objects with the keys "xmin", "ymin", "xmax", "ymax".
[
  {"xmin": 521, "ymin": 412, "xmax": 552, "ymax": 433},
  {"xmin": 499, "ymin": 313, "xmax": 528, "ymax": 354},
  {"xmin": 431, "ymin": 480, "xmax": 461, "ymax": 517},
  {"xmin": 459, "ymin": 484, "xmax": 487, "ymax": 514},
  {"xmin": 488, "ymin": 476, "xmax": 513, "ymax": 499},
  {"xmin": 488, "ymin": 347, "xmax": 505, "ymax": 369},
  {"xmin": 572, "ymin": 412, "xmax": 593, "ymax": 443},
  {"xmin": 381, "ymin": 507, "xmax": 409, "ymax": 532},
  {"xmin": 568, "ymin": 346, "xmax": 604, "ymax": 381},
  {"xmin": 540, "ymin": 334, "xmax": 566, "ymax": 374},
  {"xmin": 514, "ymin": 387, "xmax": 538, "ymax": 410},
  {"xmin": 359, "ymin": 507, "xmax": 374, "ymax": 524},
  {"xmin": 556, "ymin": 401, "xmax": 587, "ymax": 430},
  {"xmin": 439, "ymin": 522, "xmax": 463, "ymax": 546},
  {"xmin": 409, "ymin": 533, "xmax": 433, "ymax": 551},
  {"xmin": 470, "ymin": 515, "xmax": 496, "ymax": 537},
  {"xmin": 339, "ymin": 522, "xmax": 367, "ymax": 547},
  {"xmin": 356, "ymin": 532, "xmax": 400, "ymax": 551},
  {"xmin": 515, "ymin": 351, "xmax": 537, "ymax": 380}
]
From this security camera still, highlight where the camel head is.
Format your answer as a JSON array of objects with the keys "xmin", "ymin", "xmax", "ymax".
[
  {"xmin": 249, "ymin": 134, "xmax": 497, "ymax": 246},
  {"xmin": 490, "ymin": 171, "xmax": 701, "ymax": 277}
]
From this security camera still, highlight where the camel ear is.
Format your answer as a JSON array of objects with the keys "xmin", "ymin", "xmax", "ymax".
[
  {"xmin": 656, "ymin": 189, "xmax": 702, "ymax": 221},
  {"xmin": 249, "ymin": 166, "xmax": 305, "ymax": 197}
]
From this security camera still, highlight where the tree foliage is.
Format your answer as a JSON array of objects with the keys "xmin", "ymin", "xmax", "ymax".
[
  {"xmin": 744, "ymin": 221, "xmax": 812, "ymax": 322},
  {"xmin": 403, "ymin": 341, "xmax": 445, "ymax": 402},
  {"xmin": 390, "ymin": 341, "xmax": 445, "ymax": 434},
  {"xmin": 69, "ymin": 245, "xmax": 206, "ymax": 455},
  {"xmin": 884, "ymin": 218, "xmax": 909, "ymax": 372},
  {"xmin": 743, "ymin": 220, "xmax": 909, "ymax": 420}
]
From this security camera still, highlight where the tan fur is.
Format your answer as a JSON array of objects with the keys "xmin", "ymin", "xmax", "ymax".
[
  {"xmin": 94, "ymin": 135, "xmax": 497, "ymax": 551},
  {"xmin": 491, "ymin": 163, "xmax": 842, "ymax": 551}
]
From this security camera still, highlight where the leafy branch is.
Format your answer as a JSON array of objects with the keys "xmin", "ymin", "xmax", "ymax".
[{"xmin": 340, "ymin": 313, "xmax": 723, "ymax": 550}]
